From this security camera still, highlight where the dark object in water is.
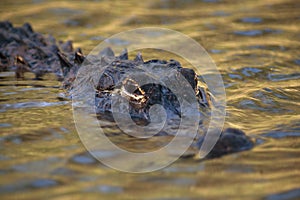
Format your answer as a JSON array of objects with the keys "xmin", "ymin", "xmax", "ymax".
[{"xmin": 0, "ymin": 21, "xmax": 254, "ymax": 159}]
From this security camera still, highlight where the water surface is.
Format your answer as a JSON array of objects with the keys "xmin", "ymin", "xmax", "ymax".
[{"xmin": 0, "ymin": 0, "xmax": 299, "ymax": 199}]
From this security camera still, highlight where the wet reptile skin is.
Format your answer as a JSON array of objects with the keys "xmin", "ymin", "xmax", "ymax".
[{"xmin": 0, "ymin": 21, "xmax": 254, "ymax": 158}]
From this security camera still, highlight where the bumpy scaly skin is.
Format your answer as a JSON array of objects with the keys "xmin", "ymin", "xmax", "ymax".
[
  {"xmin": 0, "ymin": 21, "xmax": 254, "ymax": 158},
  {"xmin": 91, "ymin": 48, "xmax": 212, "ymax": 123}
]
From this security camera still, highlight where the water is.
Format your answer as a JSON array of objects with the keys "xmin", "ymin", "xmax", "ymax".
[{"xmin": 0, "ymin": 0, "xmax": 300, "ymax": 199}]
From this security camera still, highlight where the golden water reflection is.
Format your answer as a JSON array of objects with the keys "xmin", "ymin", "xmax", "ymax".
[{"xmin": 0, "ymin": 0, "xmax": 299, "ymax": 199}]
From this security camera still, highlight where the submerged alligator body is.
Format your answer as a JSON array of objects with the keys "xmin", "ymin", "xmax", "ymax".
[{"xmin": 0, "ymin": 21, "xmax": 254, "ymax": 158}]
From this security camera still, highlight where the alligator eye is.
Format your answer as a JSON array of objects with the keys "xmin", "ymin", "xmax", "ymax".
[
  {"xmin": 122, "ymin": 78, "xmax": 145, "ymax": 95},
  {"xmin": 120, "ymin": 78, "xmax": 147, "ymax": 104}
]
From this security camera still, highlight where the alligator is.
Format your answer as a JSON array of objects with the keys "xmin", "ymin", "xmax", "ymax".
[{"xmin": 0, "ymin": 21, "xmax": 254, "ymax": 158}]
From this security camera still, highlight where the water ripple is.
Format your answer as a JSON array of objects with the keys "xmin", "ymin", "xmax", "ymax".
[
  {"xmin": 0, "ymin": 101, "xmax": 69, "ymax": 111},
  {"xmin": 234, "ymin": 29, "xmax": 283, "ymax": 36},
  {"xmin": 241, "ymin": 17, "xmax": 263, "ymax": 23}
]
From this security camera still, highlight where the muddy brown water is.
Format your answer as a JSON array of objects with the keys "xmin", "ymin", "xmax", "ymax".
[{"xmin": 0, "ymin": 0, "xmax": 300, "ymax": 199}]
